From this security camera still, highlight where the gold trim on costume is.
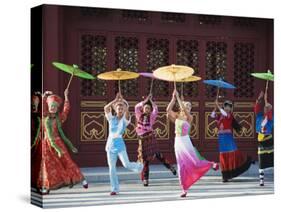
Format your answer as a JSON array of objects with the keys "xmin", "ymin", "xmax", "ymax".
[{"xmin": 205, "ymin": 112, "xmax": 254, "ymax": 139}]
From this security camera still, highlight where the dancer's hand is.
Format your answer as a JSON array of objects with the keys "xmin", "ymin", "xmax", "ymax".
[
  {"xmin": 72, "ymin": 147, "xmax": 78, "ymax": 154},
  {"xmin": 114, "ymin": 92, "xmax": 120, "ymax": 101},
  {"xmin": 64, "ymin": 89, "xmax": 69, "ymax": 101},
  {"xmin": 43, "ymin": 91, "xmax": 53, "ymax": 97},
  {"xmin": 172, "ymin": 89, "xmax": 178, "ymax": 98},
  {"xmin": 56, "ymin": 149, "xmax": 62, "ymax": 158},
  {"xmin": 144, "ymin": 94, "xmax": 152, "ymax": 102},
  {"xmin": 116, "ymin": 92, "xmax": 123, "ymax": 100},
  {"xmin": 258, "ymin": 91, "xmax": 264, "ymax": 100}
]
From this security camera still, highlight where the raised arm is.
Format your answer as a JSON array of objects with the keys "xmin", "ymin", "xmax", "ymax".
[
  {"xmin": 166, "ymin": 90, "xmax": 177, "ymax": 123},
  {"xmin": 122, "ymin": 98, "xmax": 131, "ymax": 121},
  {"xmin": 135, "ymin": 101, "xmax": 144, "ymax": 120},
  {"xmin": 264, "ymin": 90, "xmax": 269, "ymax": 105},
  {"xmin": 175, "ymin": 90, "xmax": 193, "ymax": 123},
  {"xmin": 214, "ymin": 99, "xmax": 228, "ymax": 117},
  {"xmin": 60, "ymin": 89, "xmax": 70, "ymax": 123},
  {"xmin": 104, "ymin": 93, "xmax": 120, "ymax": 114},
  {"xmin": 254, "ymin": 91, "xmax": 264, "ymax": 114},
  {"xmin": 150, "ymin": 99, "xmax": 158, "ymax": 122}
]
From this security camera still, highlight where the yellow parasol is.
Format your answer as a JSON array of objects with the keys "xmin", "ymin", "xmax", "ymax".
[
  {"xmin": 178, "ymin": 76, "xmax": 202, "ymax": 99},
  {"xmin": 153, "ymin": 64, "xmax": 194, "ymax": 89},
  {"xmin": 97, "ymin": 68, "xmax": 140, "ymax": 94}
]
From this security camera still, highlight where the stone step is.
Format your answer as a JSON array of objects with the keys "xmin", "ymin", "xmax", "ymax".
[{"xmin": 81, "ymin": 162, "xmax": 273, "ymax": 183}]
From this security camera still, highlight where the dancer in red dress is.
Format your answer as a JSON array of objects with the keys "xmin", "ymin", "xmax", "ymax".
[
  {"xmin": 34, "ymin": 89, "xmax": 88, "ymax": 194},
  {"xmin": 211, "ymin": 99, "xmax": 252, "ymax": 182}
]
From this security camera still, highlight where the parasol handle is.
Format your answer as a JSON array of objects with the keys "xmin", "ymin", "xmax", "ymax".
[
  {"xmin": 216, "ymin": 87, "xmax": 220, "ymax": 101},
  {"xmin": 118, "ymin": 80, "xmax": 122, "ymax": 95},
  {"xmin": 66, "ymin": 73, "xmax": 74, "ymax": 91},
  {"xmin": 149, "ymin": 79, "xmax": 154, "ymax": 95},
  {"xmin": 181, "ymin": 82, "xmax": 184, "ymax": 100},
  {"xmin": 265, "ymin": 80, "xmax": 269, "ymax": 95},
  {"xmin": 174, "ymin": 81, "xmax": 177, "ymax": 91}
]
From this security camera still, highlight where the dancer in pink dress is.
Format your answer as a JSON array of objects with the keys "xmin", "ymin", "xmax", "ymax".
[{"xmin": 166, "ymin": 89, "xmax": 219, "ymax": 197}]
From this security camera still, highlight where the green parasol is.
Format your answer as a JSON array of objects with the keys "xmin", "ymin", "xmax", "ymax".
[
  {"xmin": 251, "ymin": 70, "xmax": 274, "ymax": 94},
  {"xmin": 52, "ymin": 62, "xmax": 95, "ymax": 90},
  {"xmin": 251, "ymin": 70, "xmax": 274, "ymax": 81}
]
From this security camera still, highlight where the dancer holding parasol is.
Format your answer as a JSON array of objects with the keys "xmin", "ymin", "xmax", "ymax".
[
  {"xmin": 99, "ymin": 69, "xmax": 143, "ymax": 195},
  {"xmin": 135, "ymin": 73, "xmax": 176, "ymax": 187},
  {"xmin": 33, "ymin": 62, "xmax": 94, "ymax": 194},
  {"xmin": 155, "ymin": 64, "xmax": 218, "ymax": 197},
  {"xmin": 252, "ymin": 70, "xmax": 274, "ymax": 186},
  {"xmin": 205, "ymin": 79, "xmax": 252, "ymax": 183}
]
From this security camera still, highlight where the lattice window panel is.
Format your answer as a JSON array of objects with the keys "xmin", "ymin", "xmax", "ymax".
[
  {"xmin": 198, "ymin": 15, "xmax": 222, "ymax": 25},
  {"xmin": 176, "ymin": 40, "xmax": 199, "ymax": 98},
  {"xmin": 205, "ymin": 41, "xmax": 227, "ymax": 98},
  {"xmin": 146, "ymin": 38, "xmax": 170, "ymax": 97},
  {"xmin": 234, "ymin": 42, "xmax": 255, "ymax": 98},
  {"xmin": 114, "ymin": 36, "xmax": 139, "ymax": 97},
  {"xmin": 161, "ymin": 12, "xmax": 186, "ymax": 23},
  {"xmin": 233, "ymin": 17, "xmax": 255, "ymax": 27},
  {"xmin": 122, "ymin": 10, "xmax": 149, "ymax": 22},
  {"xmin": 80, "ymin": 34, "xmax": 107, "ymax": 96}
]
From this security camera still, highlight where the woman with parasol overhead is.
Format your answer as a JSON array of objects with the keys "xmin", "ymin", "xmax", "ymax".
[
  {"xmin": 167, "ymin": 89, "xmax": 219, "ymax": 197},
  {"xmin": 99, "ymin": 68, "xmax": 143, "ymax": 195},
  {"xmin": 206, "ymin": 79, "xmax": 252, "ymax": 183},
  {"xmin": 135, "ymin": 80, "xmax": 176, "ymax": 186},
  {"xmin": 252, "ymin": 70, "xmax": 274, "ymax": 186},
  {"xmin": 156, "ymin": 65, "xmax": 219, "ymax": 197},
  {"xmin": 33, "ymin": 62, "xmax": 93, "ymax": 194},
  {"xmin": 36, "ymin": 89, "xmax": 88, "ymax": 194},
  {"xmin": 104, "ymin": 92, "xmax": 143, "ymax": 195}
]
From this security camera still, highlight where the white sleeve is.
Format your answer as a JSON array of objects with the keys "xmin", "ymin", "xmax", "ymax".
[
  {"xmin": 210, "ymin": 111, "xmax": 216, "ymax": 118},
  {"xmin": 261, "ymin": 117, "xmax": 268, "ymax": 127},
  {"xmin": 105, "ymin": 112, "xmax": 113, "ymax": 121},
  {"xmin": 219, "ymin": 108, "xmax": 228, "ymax": 117}
]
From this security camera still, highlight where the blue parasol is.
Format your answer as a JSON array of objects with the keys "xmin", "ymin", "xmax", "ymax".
[
  {"xmin": 203, "ymin": 79, "xmax": 236, "ymax": 100},
  {"xmin": 203, "ymin": 79, "xmax": 236, "ymax": 89}
]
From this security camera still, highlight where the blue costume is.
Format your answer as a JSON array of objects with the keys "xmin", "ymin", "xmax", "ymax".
[
  {"xmin": 254, "ymin": 102, "xmax": 274, "ymax": 170},
  {"xmin": 105, "ymin": 112, "xmax": 143, "ymax": 193}
]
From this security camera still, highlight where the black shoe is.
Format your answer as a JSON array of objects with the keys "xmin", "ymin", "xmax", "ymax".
[
  {"xmin": 222, "ymin": 179, "xmax": 229, "ymax": 183},
  {"xmin": 40, "ymin": 188, "xmax": 50, "ymax": 195},
  {"xmin": 170, "ymin": 167, "xmax": 177, "ymax": 176},
  {"xmin": 143, "ymin": 180, "xmax": 149, "ymax": 186}
]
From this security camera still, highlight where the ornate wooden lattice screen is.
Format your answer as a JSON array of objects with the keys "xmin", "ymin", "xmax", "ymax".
[
  {"xmin": 205, "ymin": 41, "xmax": 227, "ymax": 98},
  {"xmin": 80, "ymin": 34, "xmax": 107, "ymax": 96},
  {"xmin": 146, "ymin": 38, "xmax": 170, "ymax": 97},
  {"xmin": 176, "ymin": 40, "xmax": 199, "ymax": 97},
  {"xmin": 114, "ymin": 36, "xmax": 139, "ymax": 97},
  {"xmin": 234, "ymin": 42, "xmax": 255, "ymax": 98}
]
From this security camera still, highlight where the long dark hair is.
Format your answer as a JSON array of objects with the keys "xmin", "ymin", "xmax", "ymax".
[
  {"xmin": 223, "ymin": 100, "xmax": 242, "ymax": 133},
  {"xmin": 232, "ymin": 118, "xmax": 242, "ymax": 133}
]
